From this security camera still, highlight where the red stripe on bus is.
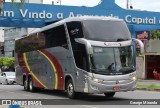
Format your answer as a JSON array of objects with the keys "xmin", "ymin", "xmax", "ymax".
[
  {"xmin": 40, "ymin": 49, "xmax": 64, "ymax": 90},
  {"xmin": 18, "ymin": 53, "xmax": 29, "ymax": 74},
  {"xmin": 17, "ymin": 53, "xmax": 44, "ymax": 88}
]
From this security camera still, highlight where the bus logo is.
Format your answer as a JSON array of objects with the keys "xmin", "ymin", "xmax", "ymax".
[{"xmin": 116, "ymin": 80, "xmax": 119, "ymax": 84}]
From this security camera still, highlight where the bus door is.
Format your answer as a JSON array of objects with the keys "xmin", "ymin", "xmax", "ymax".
[
  {"xmin": 72, "ymin": 47, "xmax": 89, "ymax": 92},
  {"xmin": 66, "ymin": 21, "xmax": 89, "ymax": 92}
]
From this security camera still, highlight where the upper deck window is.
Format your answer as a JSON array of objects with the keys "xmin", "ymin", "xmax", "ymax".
[{"xmin": 82, "ymin": 20, "xmax": 131, "ymax": 42}]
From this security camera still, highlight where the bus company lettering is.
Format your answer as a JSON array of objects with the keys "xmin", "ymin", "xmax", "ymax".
[{"xmin": 104, "ymin": 42, "xmax": 121, "ymax": 47}]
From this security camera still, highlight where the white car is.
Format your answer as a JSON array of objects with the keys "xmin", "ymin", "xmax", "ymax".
[{"xmin": 0, "ymin": 72, "xmax": 16, "ymax": 85}]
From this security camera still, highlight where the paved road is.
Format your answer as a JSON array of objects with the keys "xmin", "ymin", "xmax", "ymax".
[{"xmin": 0, "ymin": 85, "xmax": 160, "ymax": 108}]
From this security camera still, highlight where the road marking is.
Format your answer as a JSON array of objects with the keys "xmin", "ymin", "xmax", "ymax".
[
  {"xmin": 22, "ymin": 94, "xmax": 34, "ymax": 98},
  {"xmin": 81, "ymin": 105, "xmax": 99, "ymax": 108},
  {"xmin": 6, "ymin": 91, "xmax": 15, "ymax": 94}
]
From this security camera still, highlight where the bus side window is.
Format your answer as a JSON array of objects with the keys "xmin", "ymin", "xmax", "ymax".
[
  {"xmin": 15, "ymin": 32, "xmax": 45, "ymax": 53},
  {"xmin": 45, "ymin": 25, "xmax": 68, "ymax": 49},
  {"xmin": 66, "ymin": 21, "xmax": 84, "ymax": 43}
]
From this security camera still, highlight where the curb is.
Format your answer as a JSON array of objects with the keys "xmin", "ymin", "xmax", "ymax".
[{"xmin": 136, "ymin": 88, "xmax": 160, "ymax": 92}]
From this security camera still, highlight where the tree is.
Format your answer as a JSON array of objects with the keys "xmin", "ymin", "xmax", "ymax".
[
  {"xmin": 150, "ymin": 30, "xmax": 160, "ymax": 40},
  {"xmin": 150, "ymin": 30, "xmax": 156, "ymax": 40},
  {"xmin": 0, "ymin": 0, "xmax": 24, "ymax": 12},
  {"xmin": 157, "ymin": 31, "xmax": 160, "ymax": 40},
  {"xmin": 0, "ymin": 57, "xmax": 15, "ymax": 71}
]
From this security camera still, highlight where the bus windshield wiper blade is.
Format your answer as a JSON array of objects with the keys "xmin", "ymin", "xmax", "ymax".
[{"xmin": 117, "ymin": 38, "xmax": 128, "ymax": 42}]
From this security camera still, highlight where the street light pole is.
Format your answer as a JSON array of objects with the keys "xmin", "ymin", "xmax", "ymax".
[
  {"xmin": 126, "ymin": 0, "xmax": 129, "ymax": 9},
  {"xmin": 0, "ymin": 0, "xmax": 5, "ymax": 12}
]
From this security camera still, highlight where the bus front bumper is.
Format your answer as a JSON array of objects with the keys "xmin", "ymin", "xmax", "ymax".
[{"xmin": 85, "ymin": 79, "xmax": 137, "ymax": 94}]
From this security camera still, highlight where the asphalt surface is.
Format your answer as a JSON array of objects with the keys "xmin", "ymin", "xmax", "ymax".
[
  {"xmin": 0, "ymin": 85, "xmax": 160, "ymax": 99},
  {"xmin": 0, "ymin": 84, "xmax": 160, "ymax": 108}
]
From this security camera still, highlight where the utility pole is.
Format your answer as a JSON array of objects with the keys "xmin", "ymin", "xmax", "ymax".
[
  {"xmin": 0, "ymin": 0, "xmax": 5, "ymax": 12},
  {"xmin": 52, "ymin": 1, "xmax": 54, "ymax": 5},
  {"xmin": 126, "ymin": 0, "xmax": 129, "ymax": 9}
]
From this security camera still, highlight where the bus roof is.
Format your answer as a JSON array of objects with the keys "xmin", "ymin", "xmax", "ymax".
[
  {"xmin": 15, "ymin": 16, "xmax": 123, "ymax": 41},
  {"xmin": 41, "ymin": 16, "xmax": 123, "ymax": 32}
]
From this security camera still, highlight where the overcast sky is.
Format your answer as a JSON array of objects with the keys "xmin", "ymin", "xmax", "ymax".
[
  {"xmin": 5, "ymin": 0, "xmax": 160, "ymax": 12},
  {"xmin": 43, "ymin": 0, "xmax": 160, "ymax": 12},
  {"xmin": 115, "ymin": 0, "xmax": 160, "ymax": 12}
]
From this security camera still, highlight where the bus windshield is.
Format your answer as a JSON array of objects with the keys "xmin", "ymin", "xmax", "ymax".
[
  {"xmin": 83, "ymin": 20, "xmax": 131, "ymax": 42},
  {"xmin": 90, "ymin": 46, "xmax": 135, "ymax": 75}
]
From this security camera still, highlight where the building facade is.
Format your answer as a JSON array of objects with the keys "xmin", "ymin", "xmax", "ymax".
[
  {"xmin": 0, "ymin": 28, "xmax": 4, "ymax": 57},
  {"xmin": 4, "ymin": 28, "xmax": 27, "ymax": 57},
  {"xmin": 4, "ymin": 0, "xmax": 42, "ymax": 57}
]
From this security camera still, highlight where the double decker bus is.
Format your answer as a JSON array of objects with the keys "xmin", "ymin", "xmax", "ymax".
[{"xmin": 15, "ymin": 16, "xmax": 144, "ymax": 99}]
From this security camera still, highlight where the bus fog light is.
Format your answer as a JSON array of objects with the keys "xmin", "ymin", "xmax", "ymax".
[
  {"xmin": 91, "ymin": 85, "xmax": 99, "ymax": 90},
  {"xmin": 93, "ymin": 78, "xmax": 103, "ymax": 83}
]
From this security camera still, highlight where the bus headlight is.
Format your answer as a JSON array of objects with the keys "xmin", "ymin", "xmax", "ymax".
[
  {"xmin": 129, "ymin": 73, "xmax": 137, "ymax": 81},
  {"xmin": 130, "ymin": 76, "xmax": 137, "ymax": 81},
  {"xmin": 88, "ymin": 77, "xmax": 103, "ymax": 83}
]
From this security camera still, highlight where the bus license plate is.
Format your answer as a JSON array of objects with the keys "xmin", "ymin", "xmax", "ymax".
[{"xmin": 113, "ymin": 86, "xmax": 121, "ymax": 90}]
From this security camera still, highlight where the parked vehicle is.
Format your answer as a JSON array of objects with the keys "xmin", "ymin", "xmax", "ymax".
[{"xmin": 0, "ymin": 72, "xmax": 16, "ymax": 85}]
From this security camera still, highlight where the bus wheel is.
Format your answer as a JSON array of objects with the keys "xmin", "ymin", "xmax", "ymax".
[
  {"xmin": 24, "ymin": 78, "xmax": 29, "ymax": 91},
  {"xmin": 66, "ymin": 79, "xmax": 77, "ymax": 99},
  {"xmin": 104, "ymin": 92, "xmax": 115, "ymax": 97},
  {"xmin": 29, "ymin": 77, "xmax": 36, "ymax": 92}
]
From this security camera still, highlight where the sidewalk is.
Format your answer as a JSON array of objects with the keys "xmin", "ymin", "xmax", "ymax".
[{"xmin": 136, "ymin": 79, "xmax": 160, "ymax": 91}]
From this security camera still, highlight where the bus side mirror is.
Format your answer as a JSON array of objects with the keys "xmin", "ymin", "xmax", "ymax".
[
  {"xmin": 132, "ymin": 38, "xmax": 144, "ymax": 54},
  {"xmin": 75, "ymin": 38, "xmax": 93, "ymax": 54}
]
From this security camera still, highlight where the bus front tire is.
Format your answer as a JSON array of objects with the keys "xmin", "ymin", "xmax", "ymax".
[
  {"xmin": 66, "ymin": 79, "xmax": 77, "ymax": 99},
  {"xmin": 104, "ymin": 92, "xmax": 115, "ymax": 97}
]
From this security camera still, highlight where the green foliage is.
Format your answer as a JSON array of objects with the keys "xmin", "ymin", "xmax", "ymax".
[
  {"xmin": 150, "ymin": 30, "xmax": 160, "ymax": 40},
  {"xmin": 157, "ymin": 31, "xmax": 160, "ymax": 39},
  {"xmin": 137, "ymin": 84, "xmax": 160, "ymax": 89},
  {"xmin": 150, "ymin": 30, "xmax": 156, "ymax": 40},
  {"xmin": 0, "ymin": 57, "xmax": 15, "ymax": 68}
]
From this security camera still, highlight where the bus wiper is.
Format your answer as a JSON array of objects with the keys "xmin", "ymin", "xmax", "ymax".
[{"xmin": 117, "ymin": 38, "xmax": 128, "ymax": 42}]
